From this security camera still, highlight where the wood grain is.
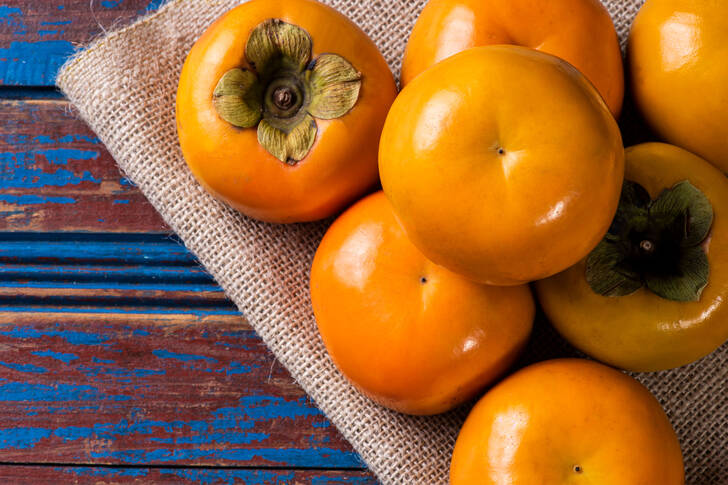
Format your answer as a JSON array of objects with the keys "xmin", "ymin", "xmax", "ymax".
[
  {"xmin": 0, "ymin": 2, "xmax": 379, "ymax": 482},
  {"xmin": 0, "ymin": 0, "xmax": 161, "ymax": 87},
  {"xmin": 0, "ymin": 312, "xmax": 366, "ymax": 469},
  {"xmin": 0, "ymin": 99, "xmax": 168, "ymax": 232},
  {"xmin": 0, "ymin": 465, "xmax": 378, "ymax": 484},
  {"xmin": 0, "ymin": 232, "xmax": 233, "ymax": 314}
]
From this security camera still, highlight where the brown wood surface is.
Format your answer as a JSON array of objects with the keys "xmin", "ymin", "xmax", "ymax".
[
  {"xmin": 0, "ymin": 312, "xmax": 362, "ymax": 468},
  {"xmin": 0, "ymin": 0, "xmax": 160, "ymax": 87},
  {"xmin": 0, "ymin": 465, "xmax": 377, "ymax": 484},
  {"xmin": 0, "ymin": 100, "xmax": 168, "ymax": 232},
  {"xmin": 0, "ymin": 1, "xmax": 380, "ymax": 482}
]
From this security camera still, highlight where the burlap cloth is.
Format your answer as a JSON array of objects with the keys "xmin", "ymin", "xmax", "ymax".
[{"xmin": 57, "ymin": 1, "xmax": 726, "ymax": 483}]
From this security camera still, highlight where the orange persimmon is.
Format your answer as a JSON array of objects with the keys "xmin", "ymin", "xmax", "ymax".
[
  {"xmin": 310, "ymin": 192, "xmax": 534, "ymax": 415},
  {"xmin": 177, "ymin": 0, "xmax": 397, "ymax": 223},
  {"xmin": 451, "ymin": 359, "xmax": 684, "ymax": 485},
  {"xmin": 535, "ymin": 143, "xmax": 728, "ymax": 371},
  {"xmin": 380, "ymin": 46, "xmax": 624, "ymax": 286},
  {"xmin": 402, "ymin": 0, "xmax": 624, "ymax": 116},
  {"xmin": 629, "ymin": 0, "xmax": 728, "ymax": 172}
]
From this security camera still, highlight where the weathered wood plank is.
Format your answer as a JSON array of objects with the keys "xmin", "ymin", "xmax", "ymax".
[
  {"xmin": 0, "ymin": 263, "xmax": 212, "ymax": 286},
  {"xmin": 0, "ymin": 4, "xmax": 373, "ymax": 479},
  {"xmin": 0, "ymin": 312, "xmax": 363, "ymax": 469},
  {"xmin": 0, "ymin": 286, "xmax": 230, "ymax": 313},
  {"xmin": 0, "ymin": 99, "xmax": 168, "ymax": 232},
  {"xmin": 0, "ymin": 0, "xmax": 161, "ymax": 87},
  {"xmin": 0, "ymin": 233, "xmax": 190, "ymax": 264},
  {"xmin": 0, "ymin": 232, "xmax": 234, "ymax": 313},
  {"xmin": 0, "ymin": 465, "xmax": 378, "ymax": 484}
]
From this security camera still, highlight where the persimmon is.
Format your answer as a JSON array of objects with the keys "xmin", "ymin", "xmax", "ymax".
[
  {"xmin": 176, "ymin": 0, "xmax": 397, "ymax": 223},
  {"xmin": 451, "ymin": 359, "xmax": 684, "ymax": 485},
  {"xmin": 310, "ymin": 192, "xmax": 534, "ymax": 415},
  {"xmin": 536, "ymin": 143, "xmax": 728, "ymax": 371},
  {"xmin": 630, "ymin": 0, "xmax": 728, "ymax": 172},
  {"xmin": 402, "ymin": 0, "xmax": 624, "ymax": 116},
  {"xmin": 379, "ymin": 46, "xmax": 624, "ymax": 286}
]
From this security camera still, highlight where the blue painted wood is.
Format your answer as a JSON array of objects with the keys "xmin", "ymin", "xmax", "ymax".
[
  {"xmin": 0, "ymin": 314, "xmax": 367, "ymax": 470},
  {"xmin": 0, "ymin": 263, "xmax": 213, "ymax": 286},
  {"xmin": 0, "ymin": 233, "xmax": 193, "ymax": 265},
  {"xmin": 0, "ymin": 1, "xmax": 163, "ymax": 87},
  {"xmin": 0, "ymin": 232, "xmax": 239, "ymax": 314},
  {"xmin": 0, "ymin": 465, "xmax": 379, "ymax": 484},
  {"xmin": 0, "ymin": 4, "xmax": 377, "ymax": 483},
  {"xmin": 0, "ymin": 99, "xmax": 168, "ymax": 232},
  {"xmin": 0, "ymin": 234, "xmax": 219, "ymax": 292},
  {"xmin": 0, "ymin": 304, "xmax": 237, "ymax": 317},
  {"xmin": 0, "ymin": 87, "xmax": 63, "ymax": 99}
]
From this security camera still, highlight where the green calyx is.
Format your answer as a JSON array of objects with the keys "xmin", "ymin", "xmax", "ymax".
[
  {"xmin": 212, "ymin": 19, "xmax": 362, "ymax": 165},
  {"xmin": 586, "ymin": 180, "xmax": 714, "ymax": 302}
]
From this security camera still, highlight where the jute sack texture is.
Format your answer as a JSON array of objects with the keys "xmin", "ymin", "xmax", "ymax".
[{"xmin": 57, "ymin": 1, "xmax": 726, "ymax": 483}]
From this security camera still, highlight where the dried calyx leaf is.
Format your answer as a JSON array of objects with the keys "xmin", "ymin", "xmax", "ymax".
[
  {"xmin": 644, "ymin": 246, "xmax": 709, "ymax": 302},
  {"xmin": 606, "ymin": 180, "xmax": 651, "ymax": 238},
  {"xmin": 586, "ymin": 180, "xmax": 713, "ymax": 302},
  {"xmin": 308, "ymin": 54, "xmax": 362, "ymax": 119},
  {"xmin": 211, "ymin": 19, "xmax": 363, "ymax": 164},
  {"xmin": 586, "ymin": 240, "xmax": 643, "ymax": 297},
  {"xmin": 650, "ymin": 181, "xmax": 713, "ymax": 247},
  {"xmin": 257, "ymin": 114, "xmax": 317, "ymax": 165},
  {"xmin": 245, "ymin": 19, "xmax": 312, "ymax": 78},
  {"xmin": 212, "ymin": 69, "xmax": 262, "ymax": 128}
]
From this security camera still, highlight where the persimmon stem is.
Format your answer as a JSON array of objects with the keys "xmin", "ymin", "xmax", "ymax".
[
  {"xmin": 639, "ymin": 239, "xmax": 655, "ymax": 254},
  {"xmin": 273, "ymin": 86, "xmax": 296, "ymax": 111},
  {"xmin": 264, "ymin": 78, "xmax": 305, "ymax": 120}
]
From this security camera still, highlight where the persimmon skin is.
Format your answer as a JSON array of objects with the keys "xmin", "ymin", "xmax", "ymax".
[
  {"xmin": 535, "ymin": 143, "xmax": 728, "ymax": 372},
  {"xmin": 310, "ymin": 192, "xmax": 534, "ymax": 415},
  {"xmin": 451, "ymin": 359, "xmax": 684, "ymax": 485},
  {"xmin": 380, "ymin": 46, "xmax": 624, "ymax": 286},
  {"xmin": 629, "ymin": 0, "xmax": 728, "ymax": 172},
  {"xmin": 176, "ymin": 0, "xmax": 397, "ymax": 223},
  {"xmin": 402, "ymin": 0, "xmax": 624, "ymax": 116}
]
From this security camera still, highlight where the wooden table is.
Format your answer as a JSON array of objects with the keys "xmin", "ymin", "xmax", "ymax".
[{"xmin": 0, "ymin": 2, "xmax": 377, "ymax": 483}]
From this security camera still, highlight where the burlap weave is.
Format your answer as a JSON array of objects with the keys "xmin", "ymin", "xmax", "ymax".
[{"xmin": 57, "ymin": 1, "xmax": 726, "ymax": 483}]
